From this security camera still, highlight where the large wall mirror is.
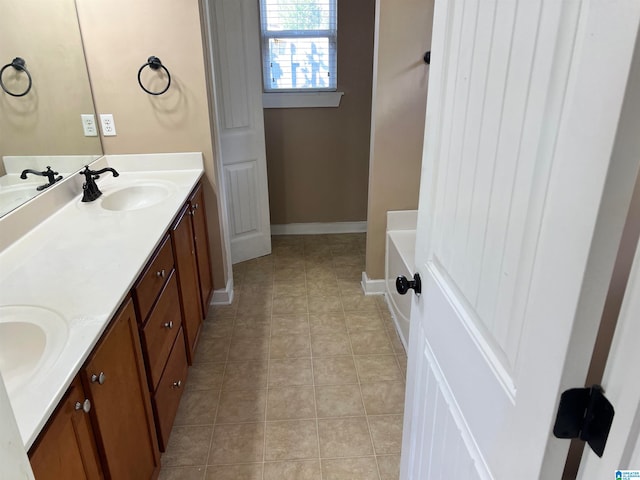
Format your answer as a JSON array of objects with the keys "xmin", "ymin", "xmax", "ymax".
[{"xmin": 0, "ymin": 0, "xmax": 103, "ymax": 217}]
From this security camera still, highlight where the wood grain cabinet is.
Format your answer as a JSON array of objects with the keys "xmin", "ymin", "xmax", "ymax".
[
  {"xmin": 134, "ymin": 234, "xmax": 188, "ymax": 451},
  {"xmin": 188, "ymin": 184, "xmax": 213, "ymax": 316},
  {"xmin": 29, "ymin": 377, "xmax": 102, "ymax": 480},
  {"xmin": 153, "ymin": 328, "xmax": 189, "ymax": 448},
  {"xmin": 171, "ymin": 204, "xmax": 203, "ymax": 363},
  {"xmin": 28, "ymin": 180, "xmax": 215, "ymax": 474},
  {"xmin": 81, "ymin": 298, "xmax": 160, "ymax": 480}
]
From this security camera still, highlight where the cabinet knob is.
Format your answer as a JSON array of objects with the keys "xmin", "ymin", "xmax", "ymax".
[
  {"xmin": 164, "ymin": 321, "xmax": 174, "ymax": 329},
  {"xmin": 91, "ymin": 372, "xmax": 106, "ymax": 385},
  {"xmin": 75, "ymin": 399, "xmax": 91, "ymax": 413},
  {"xmin": 193, "ymin": 203, "xmax": 199, "ymax": 210},
  {"xmin": 156, "ymin": 269, "xmax": 166, "ymax": 278},
  {"xmin": 172, "ymin": 380, "xmax": 182, "ymax": 389}
]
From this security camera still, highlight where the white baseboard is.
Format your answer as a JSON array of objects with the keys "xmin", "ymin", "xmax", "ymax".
[
  {"xmin": 361, "ymin": 271, "xmax": 385, "ymax": 296},
  {"xmin": 211, "ymin": 278, "xmax": 234, "ymax": 305},
  {"xmin": 271, "ymin": 221, "xmax": 367, "ymax": 235}
]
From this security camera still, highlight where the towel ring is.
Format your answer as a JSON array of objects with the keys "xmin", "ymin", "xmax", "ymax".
[
  {"xmin": 0, "ymin": 57, "xmax": 32, "ymax": 97},
  {"xmin": 137, "ymin": 56, "xmax": 171, "ymax": 95}
]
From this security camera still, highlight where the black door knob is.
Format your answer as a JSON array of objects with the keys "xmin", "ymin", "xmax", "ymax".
[{"xmin": 396, "ymin": 273, "xmax": 422, "ymax": 295}]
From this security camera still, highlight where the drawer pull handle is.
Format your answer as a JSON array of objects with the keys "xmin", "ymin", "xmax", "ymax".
[
  {"xmin": 164, "ymin": 321, "xmax": 174, "ymax": 329},
  {"xmin": 172, "ymin": 380, "xmax": 182, "ymax": 389},
  {"xmin": 75, "ymin": 399, "xmax": 91, "ymax": 413},
  {"xmin": 91, "ymin": 372, "xmax": 106, "ymax": 385},
  {"xmin": 193, "ymin": 203, "xmax": 199, "ymax": 210},
  {"xmin": 156, "ymin": 269, "xmax": 166, "ymax": 278}
]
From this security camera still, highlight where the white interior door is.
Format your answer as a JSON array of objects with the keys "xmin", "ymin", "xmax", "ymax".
[
  {"xmin": 207, "ymin": 0, "xmax": 272, "ymax": 264},
  {"xmin": 401, "ymin": 0, "xmax": 640, "ymax": 478}
]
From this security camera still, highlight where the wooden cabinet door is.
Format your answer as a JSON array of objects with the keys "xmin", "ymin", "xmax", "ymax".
[
  {"xmin": 189, "ymin": 184, "xmax": 213, "ymax": 316},
  {"xmin": 29, "ymin": 377, "xmax": 102, "ymax": 480},
  {"xmin": 153, "ymin": 328, "xmax": 189, "ymax": 450},
  {"xmin": 171, "ymin": 204, "xmax": 203, "ymax": 363},
  {"xmin": 83, "ymin": 298, "xmax": 160, "ymax": 480}
]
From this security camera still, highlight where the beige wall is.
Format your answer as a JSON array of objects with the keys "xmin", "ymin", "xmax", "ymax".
[
  {"xmin": 264, "ymin": 0, "xmax": 375, "ymax": 225},
  {"xmin": 365, "ymin": 0, "xmax": 434, "ymax": 279},
  {"xmin": 76, "ymin": 0, "xmax": 227, "ymax": 290},
  {"xmin": 0, "ymin": 0, "xmax": 101, "ymax": 159}
]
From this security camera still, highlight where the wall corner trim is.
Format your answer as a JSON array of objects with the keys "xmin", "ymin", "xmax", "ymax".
[
  {"xmin": 271, "ymin": 221, "xmax": 367, "ymax": 235},
  {"xmin": 211, "ymin": 278, "xmax": 234, "ymax": 305},
  {"xmin": 361, "ymin": 271, "xmax": 385, "ymax": 296}
]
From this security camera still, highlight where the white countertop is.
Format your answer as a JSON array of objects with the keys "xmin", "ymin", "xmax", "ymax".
[{"xmin": 0, "ymin": 153, "xmax": 204, "ymax": 449}]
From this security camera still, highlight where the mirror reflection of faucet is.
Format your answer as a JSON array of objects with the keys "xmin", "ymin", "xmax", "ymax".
[
  {"xmin": 79, "ymin": 165, "xmax": 119, "ymax": 202},
  {"xmin": 20, "ymin": 166, "xmax": 63, "ymax": 191}
]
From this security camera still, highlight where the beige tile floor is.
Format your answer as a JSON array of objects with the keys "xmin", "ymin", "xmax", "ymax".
[{"xmin": 159, "ymin": 234, "xmax": 407, "ymax": 480}]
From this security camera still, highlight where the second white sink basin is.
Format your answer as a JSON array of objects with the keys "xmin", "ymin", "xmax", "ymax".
[
  {"xmin": 0, "ymin": 306, "xmax": 68, "ymax": 395},
  {"xmin": 100, "ymin": 183, "xmax": 172, "ymax": 211}
]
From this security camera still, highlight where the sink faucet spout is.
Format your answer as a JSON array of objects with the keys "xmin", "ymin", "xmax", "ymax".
[{"xmin": 79, "ymin": 166, "xmax": 120, "ymax": 202}]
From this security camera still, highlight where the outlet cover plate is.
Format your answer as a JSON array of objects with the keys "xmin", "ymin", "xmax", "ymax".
[
  {"xmin": 81, "ymin": 114, "xmax": 98, "ymax": 137},
  {"xmin": 99, "ymin": 114, "xmax": 117, "ymax": 136}
]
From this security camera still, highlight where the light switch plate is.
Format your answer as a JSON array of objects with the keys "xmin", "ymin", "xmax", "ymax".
[{"xmin": 99, "ymin": 114, "xmax": 117, "ymax": 136}]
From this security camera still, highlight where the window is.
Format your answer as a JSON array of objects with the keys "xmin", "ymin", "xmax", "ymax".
[{"xmin": 259, "ymin": 0, "xmax": 337, "ymax": 92}]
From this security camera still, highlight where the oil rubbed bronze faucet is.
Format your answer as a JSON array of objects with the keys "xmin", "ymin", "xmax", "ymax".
[
  {"xmin": 20, "ymin": 166, "xmax": 63, "ymax": 191},
  {"xmin": 79, "ymin": 165, "xmax": 120, "ymax": 202}
]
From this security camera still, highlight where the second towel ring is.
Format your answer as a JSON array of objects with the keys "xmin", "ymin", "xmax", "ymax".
[
  {"xmin": 0, "ymin": 57, "xmax": 32, "ymax": 97},
  {"xmin": 138, "ymin": 56, "xmax": 171, "ymax": 95}
]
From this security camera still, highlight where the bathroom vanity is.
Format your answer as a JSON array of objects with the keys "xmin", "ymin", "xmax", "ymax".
[{"xmin": 0, "ymin": 153, "xmax": 213, "ymax": 479}]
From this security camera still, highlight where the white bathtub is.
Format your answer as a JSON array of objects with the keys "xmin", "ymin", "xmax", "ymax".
[{"xmin": 385, "ymin": 210, "xmax": 417, "ymax": 351}]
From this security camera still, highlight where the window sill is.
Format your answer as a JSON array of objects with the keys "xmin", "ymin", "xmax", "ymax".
[{"xmin": 262, "ymin": 91, "xmax": 344, "ymax": 109}]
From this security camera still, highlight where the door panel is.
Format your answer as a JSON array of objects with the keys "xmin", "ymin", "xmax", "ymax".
[
  {"xmin": 401, "ymin": 0, "xmax": 640, "ymax": 478},
  {"xmin": 207, "ymin": 0, "xmax": 272, "ymax": 264},
  {"xmin": 83, "ymin": 299, "xmax": 159, "ymax": 480},
  {"xmin": 171, "ymin": 205, "xmax": 203, "ymax": 362},
  {"xmin": 190, "ymin": 185, "xmax": 214, "ymax": 314}
]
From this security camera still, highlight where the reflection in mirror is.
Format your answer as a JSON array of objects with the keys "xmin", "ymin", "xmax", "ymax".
[{"xmin": 0, "ymin": 0, "xmax": 103, "ymax": 217}]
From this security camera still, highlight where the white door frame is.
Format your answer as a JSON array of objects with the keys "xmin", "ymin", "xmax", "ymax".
[
  {"xmin": 579, "ymin": 230, "xmax": 640, "ymax": 477},
  {"xmin": 202, "ymin": 0, "xmax": 235, "ymax": 300},
  {"xmin": 578, "ymin": 23, "xmax": 640, "ymax": 477}
]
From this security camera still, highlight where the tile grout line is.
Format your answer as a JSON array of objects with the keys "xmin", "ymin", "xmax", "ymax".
[
  {"xmin": 260, "ymin": 257, "xmax": 276, "ymax": 480},
  {"xmin": 360, "ymin": 241, "xmax": 387, "ymax": 480},
  {"xmin": 202, "ymin": 283, "xmax": 239, "ymax": 476},
  {"xmin": 339, "ymin": 263, "xmax": 384, "ymax": 480},
  {"xmin": 305, "ymin": 239, "xmax": 324, "ymax": 480}
]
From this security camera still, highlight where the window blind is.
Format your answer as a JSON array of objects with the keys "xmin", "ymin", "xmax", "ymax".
[{"xmin": 259, "ymin": 0, "xmax": 337, "ymax": 92}]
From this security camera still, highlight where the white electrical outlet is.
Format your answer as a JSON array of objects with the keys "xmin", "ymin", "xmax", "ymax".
[
  {"xmin": 99, "ymin": 114, "xmax": 117, "ymax": 136},
  {"xmin": 81, "ymin": 114, "xmax": 98, "ymax": 137}
]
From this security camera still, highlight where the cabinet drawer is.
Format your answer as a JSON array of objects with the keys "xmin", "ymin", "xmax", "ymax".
[
  {"xmin": 134, "ymin": 235, "xmax": 174, "ymax": 322},
  {"xmin": 153, "ymin": 327, "xmax": 188, "ymax": 451},
  {"xmin": 142, "ymin": 271, "xmax": 181, "ymax": 390}
]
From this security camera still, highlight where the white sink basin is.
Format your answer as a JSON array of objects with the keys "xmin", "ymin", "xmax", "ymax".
[
  {"xmin": 100, "ymin": 183, "xmax": 172, "ymax": 211},
  {"xmin": 0, "ymin": 306, "xmax": 68, "ymax": 395}
]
